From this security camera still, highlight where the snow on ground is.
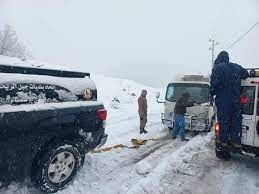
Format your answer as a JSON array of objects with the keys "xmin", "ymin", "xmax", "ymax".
[
  {"xmin": 91, "ymin": 74, "xmax": 166, "ymax": 147},
  {"xmin": 2, "ymin": 73, "xmax": 259, "ymax": 194}
]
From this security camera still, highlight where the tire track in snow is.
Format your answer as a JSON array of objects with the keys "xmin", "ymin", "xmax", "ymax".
[
  {"xmin": 92, "ymin": 137, "xmax": 193, "ymax": 194},
  {"xmin": 158, "ymin": 140, "xmax": 259, "ymax": 194},
  {"xmin": 104, "ymin": 112, "xmax": 165, "ymax": 147},
  {"xmin": 126, "ymin": 133, "xmax": 214, "ymax": 194},
  {"xmin": 189, "ymin": 155, "xmax": 259, "ymax": 194},
  {"xmin": 69, "ymin": 136, "xmax": 189, "ymax": 194}
]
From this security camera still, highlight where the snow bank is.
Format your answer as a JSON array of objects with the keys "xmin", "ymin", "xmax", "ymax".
[{"xmin": 127, "ymin": 133, "xmax": 214, "ymax": 194}]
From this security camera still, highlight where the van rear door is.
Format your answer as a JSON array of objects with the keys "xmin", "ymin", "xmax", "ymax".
[
  {"xmin": 240, "ymin": 85, "xmax": 256, "ymax": 146},
  {"xmin": 253, "ymin": 87, "xmax": 259, "ymax": 147}
]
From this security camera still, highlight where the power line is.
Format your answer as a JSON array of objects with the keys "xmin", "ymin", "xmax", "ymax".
[{"xmin": 226, "ymin": 22, "xmax": 259, "ymax": 50}]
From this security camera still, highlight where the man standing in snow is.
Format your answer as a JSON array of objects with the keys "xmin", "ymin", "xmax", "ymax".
[
  {"xmin": 138, "ymin": 89, "xmax": 148, "ymax": 134},
  {"xmin": 172, "ymin": 92, "xmax": 194, "ymax": 141},
  {"xmin": 210, "ymin": 51, "xmax": 249, "ymax": 151}
]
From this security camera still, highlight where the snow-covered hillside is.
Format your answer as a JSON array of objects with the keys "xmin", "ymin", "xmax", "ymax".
[{"xmin": 91, "ymin": 74, "xmax": 166, "ymax": 147}]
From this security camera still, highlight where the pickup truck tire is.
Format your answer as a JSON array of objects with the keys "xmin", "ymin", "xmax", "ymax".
[{"xmin": 33, "ymin": 142, "xmax": 83, "ymax": 193}]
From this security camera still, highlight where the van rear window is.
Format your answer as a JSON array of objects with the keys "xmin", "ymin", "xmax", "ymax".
[{"xmin": 241, "ymin": 86, "xmax": 255, "ymax": 115}]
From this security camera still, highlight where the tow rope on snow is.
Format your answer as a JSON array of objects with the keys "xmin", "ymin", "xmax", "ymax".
[{"xmin": 90, "ymin": 138, "xmax": 156, "ymax": 154}]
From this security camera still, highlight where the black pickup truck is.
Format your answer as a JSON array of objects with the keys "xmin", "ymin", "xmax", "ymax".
[{"xmin": 0, "ymin": 63, "xmax": 108, "ymax": 193}]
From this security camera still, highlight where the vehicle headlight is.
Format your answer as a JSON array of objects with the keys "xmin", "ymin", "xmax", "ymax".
[{"xmin": 83, "ymin": 89, "xmax": 92, "ymax": 100}]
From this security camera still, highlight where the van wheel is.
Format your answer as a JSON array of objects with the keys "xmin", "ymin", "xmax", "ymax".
[
  {"xmin": 32, "ymin": 142, "xmax": 83, "ymax": 193},
  {"xmin": 215, "ymin": 147, "xmax": 231, "ymax": 161},
  {"xmin": 215, "ymin": 148, "xmax": 223, "ymax": 159}
]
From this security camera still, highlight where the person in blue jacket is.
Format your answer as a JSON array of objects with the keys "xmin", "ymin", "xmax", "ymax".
[{"xmin": 210, "ymin": 51, "xmax": 249, "ymax": 149}]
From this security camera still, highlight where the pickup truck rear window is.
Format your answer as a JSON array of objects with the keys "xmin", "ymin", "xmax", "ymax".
[{"xmin": 0, "ymin": 83, "xmax": 78, "ymax": 105}]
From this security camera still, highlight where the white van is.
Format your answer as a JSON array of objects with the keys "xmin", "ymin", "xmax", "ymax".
[
  {"xmin": 156, "ymin": 74, "xmax": 215, "ymax": 132},
  {"xmin": 215, "ymin": 69, "xmax": 259, "ymax": 160}
]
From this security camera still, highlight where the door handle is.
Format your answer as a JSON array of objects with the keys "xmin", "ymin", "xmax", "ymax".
[
  {"xmin": 243, "ymin": 117, "xmax": 252, "ymax": 120},
  {"xmin": 242, "ymin": 125, "xmax": 249, "ymax": 130}
]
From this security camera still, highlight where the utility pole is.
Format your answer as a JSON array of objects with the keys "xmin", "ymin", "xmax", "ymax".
[{"xmin": 209, "ymin": 39, "xmax": 219, "ymax": 69}]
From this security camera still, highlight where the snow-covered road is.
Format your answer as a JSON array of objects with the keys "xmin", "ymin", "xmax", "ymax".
[
  {"xmin": 4, "ymin": 104, "xmax": 259, "ymax": 194},
  {"xmin": 187, "ymin": 153, "xmax": 259, "ymax": 194},
  {"xmin": 2, "ymin": 75, "xmax": 259, "ymax": 194}
]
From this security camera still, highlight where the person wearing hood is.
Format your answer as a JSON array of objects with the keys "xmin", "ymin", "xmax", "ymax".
[
  {"xmin": 138, "ymin": 89, "xmax": 148, "ymax": 134},
  {"xmin": 172, "ymin": 92, "xmax": 194, "ymax": 141},
  {"xmin": 210, "ymin": 51, "xmax": 249, "ymax": 150}
]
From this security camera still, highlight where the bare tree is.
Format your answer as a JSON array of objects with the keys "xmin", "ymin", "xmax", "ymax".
[{"xmin": 0, "ymin": 24, "xmax": 30, "ymax": 59}]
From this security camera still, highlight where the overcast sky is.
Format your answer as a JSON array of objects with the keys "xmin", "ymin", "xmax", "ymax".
[{"xmin": 0, "ymin": 0, "xmax": 258, "ymax": 87}]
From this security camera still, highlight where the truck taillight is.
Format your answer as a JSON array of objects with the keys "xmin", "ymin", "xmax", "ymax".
[
  {"xmin": 97, "ymin": 109, "xmax": 107, "ymax": 121},
  {"xmin": 215, "ymin": 123, "xmax": 220, "ymax": 136}
]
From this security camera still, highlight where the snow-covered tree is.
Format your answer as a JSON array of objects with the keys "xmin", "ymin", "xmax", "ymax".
[{"xmin": 0, "ymin": 24, "xmax": 31, "ymax": 59}]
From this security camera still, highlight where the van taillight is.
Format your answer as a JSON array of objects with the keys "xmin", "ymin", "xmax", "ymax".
[
  {"xmin": 215, "ymin": 123, "xmax": 220, "ymax": 136},
  {"xmin": 97, "ymin": 109, "xmax": 107, "ymax": 121}
]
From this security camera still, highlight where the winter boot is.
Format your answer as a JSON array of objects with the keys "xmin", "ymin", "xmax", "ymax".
[{"xmin": 181, "ymin": 138, "xmax": 189, "ymax": 142}]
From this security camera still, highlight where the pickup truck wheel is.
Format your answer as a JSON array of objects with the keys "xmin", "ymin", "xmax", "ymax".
[
  {"xmin": 215, "ymin": 147, "xmax": 231, "ymax": 161},
  {"xmin": 33, "ymin": 142, "xmax": 82, "ymax": 193}
]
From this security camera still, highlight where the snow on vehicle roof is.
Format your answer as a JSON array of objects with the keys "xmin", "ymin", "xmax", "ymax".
[
  {"xmin": 0, "ymin": 55, "xmax": 95, "ymax": 93},
  {"xmin": 0, "ymin": 55, "xmax": 70, "ymax": 71},
  {"xmin": 171, "ymin": 74, "xmax": 210, "ymax": 84},
  {"xmin": 0, "ymin": 72, "xmax": 96, "ymax": 94},
  {"xmin": 0, "ymin": 101, "xmax": 103, "ymax": 114},
  {"xmin": 0, "ymin": 55, "xmax": 90, "ymax": 78}
]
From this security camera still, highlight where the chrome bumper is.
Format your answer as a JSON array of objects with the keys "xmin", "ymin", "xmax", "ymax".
[{"xmin": 161, "ymin": 113, "xmax": 208, "ymax": 131}]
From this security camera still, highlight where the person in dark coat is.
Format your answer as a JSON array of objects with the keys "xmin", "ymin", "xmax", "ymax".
[
  {"xmin": 172, "ymin": 92, "xmax": 194, "ymax": 141},
  {"xmin": 138, "ymin": 89, "xmax": 148, "ymax": 134},
  {"xmin": 210, "ymin": 51, "xmax": 249, "ymax": 148}
]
